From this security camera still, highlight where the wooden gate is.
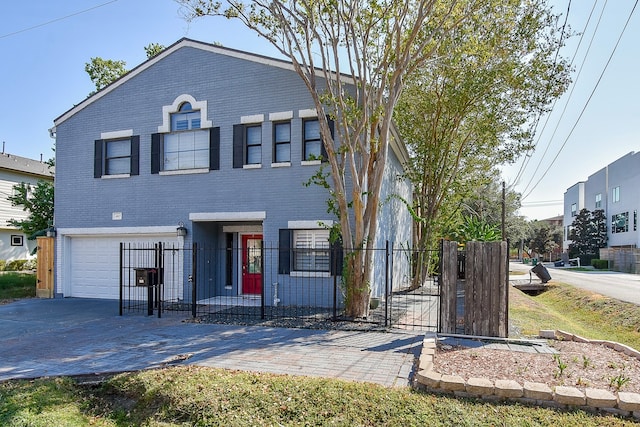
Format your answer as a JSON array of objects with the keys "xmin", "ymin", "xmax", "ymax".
[
  {"xmin": 36, "ymin": 236, "xmax": 55, "ymax": 298},
  {"xmin": 440, "ymin": 240, "xmax": 509, "ymax": 337}
]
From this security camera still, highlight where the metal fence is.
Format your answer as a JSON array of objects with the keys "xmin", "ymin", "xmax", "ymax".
[{"xmin": 119, "ymin": 241, "xmax": 440, "ymax": 331}]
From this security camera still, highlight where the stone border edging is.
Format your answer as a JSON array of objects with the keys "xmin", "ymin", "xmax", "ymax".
[{"xmin": 413, "ymin": 330, "xmax": 640, "ymax": 419}]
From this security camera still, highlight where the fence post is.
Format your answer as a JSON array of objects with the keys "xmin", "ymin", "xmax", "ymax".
[
  {"xmin": 119, "ymin": 242, "xmax": 123, "ymax": 316},
  {"xmin": 385, "ymin": 240, "xmax": 390, "ymax": 327},
  {"xmin": 192, "ymin": 242, "xmax": 197, "ymax": 318},
  {"xmin": 156, "ymin": 242, "xmax": 163, "ymax": 319}
]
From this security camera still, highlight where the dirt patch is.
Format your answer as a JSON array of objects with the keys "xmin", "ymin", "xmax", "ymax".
[{"xmin": 434, "ymin": 340, "xmax": 640, "ymax": 393}]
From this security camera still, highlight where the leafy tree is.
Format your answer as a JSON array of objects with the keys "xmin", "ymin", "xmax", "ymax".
[
  {"xmin": 144, "ymin": 42, "xmax": 166, "ymax": 58},
  {"xmin": 8, "ymin": 180, "xmax": 54, "ymax": 239},
  {"xmin": 527, "ymin": 221, "xmax": 560, "ymax": 261},
  {"xmin": 449, "ymin": 216, "xmax": 501, "ymax": 244},
  {"xmin": 85, "ymin": 57, "xmax": 127, "ymax": 94},
  {"xmin": 85, "ymin": 43, "xmax": 166, "ymax": 94},
  {"xmin": 568, "ymin": 208, "xmax": 607, "ymax": 258},
  {"xmin": 395, "ymin": 0, "xmax": 571, "ymax": 258},
  {"xmin": 177, "ymin": 0, "xmax": 484, "ymax": 317}
]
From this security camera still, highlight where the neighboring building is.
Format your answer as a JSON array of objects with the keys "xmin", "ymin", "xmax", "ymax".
[
  {"xmin": 51, "ymin": 38, "xmax": 412, "ymax": 304},
  {"xmin": 563, "ymin": 151, "xmax": 640, "ymax": 251},
  {"xmin": 0, "ymin": 152, "xmax": 54, "ymax": 261}
]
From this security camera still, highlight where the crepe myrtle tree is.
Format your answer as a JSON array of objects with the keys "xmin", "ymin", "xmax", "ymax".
[{"xmin": 177, "ymin": 0, "xmax": 482, "ymax": 318}]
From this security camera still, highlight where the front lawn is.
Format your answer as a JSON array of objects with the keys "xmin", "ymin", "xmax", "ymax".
[{"xmin": 0, "ymin": 272, "xmax": 35, "ymax": 302}]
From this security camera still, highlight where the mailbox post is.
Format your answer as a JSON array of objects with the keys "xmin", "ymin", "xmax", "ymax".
[{"xmin": 135, "ymin": 268, "xmax": 159, "ymax": 315}]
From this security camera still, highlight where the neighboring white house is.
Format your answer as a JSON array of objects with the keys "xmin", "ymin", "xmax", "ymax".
[
  {"xmin": 563, "ymin": 151, "xmax": 640, "ymax": 251},
  {"xmin": 0, "ymin": 152, "xmax": 54, "ymax": 261}
]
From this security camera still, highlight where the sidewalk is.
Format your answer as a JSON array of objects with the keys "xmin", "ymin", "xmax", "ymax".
[{"xmin": 0, "ymin": 298, "xmax": 422, "ymax": 387}]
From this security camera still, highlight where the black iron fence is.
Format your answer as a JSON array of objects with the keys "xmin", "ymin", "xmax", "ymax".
[{"xmin": 119, "ymin": 241, "xmax": 440, "ymax": 331}]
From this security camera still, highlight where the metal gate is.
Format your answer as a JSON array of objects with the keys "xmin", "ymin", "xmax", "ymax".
[{"xmin": 119, "ymin": 241, "xmax": 441, "ymax": 331}]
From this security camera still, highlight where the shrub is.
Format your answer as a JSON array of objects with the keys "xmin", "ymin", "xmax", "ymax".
[
  {"xmin": 591, "ymin": 259, "xmax": 609, "ymax": 269},
  {"xmin": 0, "ymin": 260, "xmax": 6, "ymax": 271},
  {"xmin": 5, "ymin": 259, "xmax": 28, "ymax": 271}
]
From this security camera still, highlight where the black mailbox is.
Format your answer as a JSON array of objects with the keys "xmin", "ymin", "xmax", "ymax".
[{"xmin": 134, "ymin": 268, "xmax": 159, "ymax": 287}]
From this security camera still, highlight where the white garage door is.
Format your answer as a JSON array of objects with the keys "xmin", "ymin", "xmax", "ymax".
[{"xmin": 68, "ymin": 235, "xmax": 179, "ymax": 299}]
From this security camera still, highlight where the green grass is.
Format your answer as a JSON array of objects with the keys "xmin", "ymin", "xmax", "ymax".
[
  {"xmin": 509, "ymin": 282, "xmax": 640, "ymax": 350},
  {"xmin": 0, "ymin": 272, "xmax": 35, "ymax": 301},
  {"xmin": 1, "ymin": 368, "xmax": 637, "ymax": 426}
]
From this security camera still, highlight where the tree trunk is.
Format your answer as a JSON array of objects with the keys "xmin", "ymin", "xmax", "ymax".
[{"xmin": 344, "ymin": 251, "xmax": 370, "ymax": 318}]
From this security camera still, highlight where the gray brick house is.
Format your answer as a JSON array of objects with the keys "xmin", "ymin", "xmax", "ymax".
[{"xmin": 52, "ymin": 38, "xmax": 412, "ymax": 306}]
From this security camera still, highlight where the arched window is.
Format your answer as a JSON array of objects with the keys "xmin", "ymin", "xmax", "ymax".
[{"xmin": 153, "ymin": 95, "xmax": 218, "ymax": 173}]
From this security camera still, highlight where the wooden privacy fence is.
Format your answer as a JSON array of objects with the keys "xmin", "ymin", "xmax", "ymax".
[
  {"xmin": 36, "ymin": 236, "xmax": 55, "ymax": 298},
  {"xmin": 440, "ymin": 240, "xmax": 509, "ymax": 338}
]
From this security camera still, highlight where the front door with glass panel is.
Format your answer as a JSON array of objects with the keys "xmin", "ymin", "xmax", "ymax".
[{"xmin": 241, "ymin": 234, "xmax": 262, "ymax": 295}]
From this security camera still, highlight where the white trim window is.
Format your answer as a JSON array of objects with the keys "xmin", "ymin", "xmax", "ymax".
[
  {"xmin": 613, "ymin": 186, "xmax": 620, "ymax": 203},
  {"xmin": 152, "ymin": 95, "xmax": 219, "ymax": 174},
  {"xmin": 293, "ymin": 229, "xmax": 330, "ymax": 272}
]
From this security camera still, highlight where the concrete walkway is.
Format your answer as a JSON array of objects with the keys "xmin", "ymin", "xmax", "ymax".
[{"xmin": 0, "ymin": 298, "xmax": 423, "ymax": 387}]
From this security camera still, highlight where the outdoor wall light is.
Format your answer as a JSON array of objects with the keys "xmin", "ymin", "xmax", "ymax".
[
  {"xmin": 176, "ymin": 221, "xmax": 187, "ymax": 237},
  {"xmin": 46, "ymin": 227, "xmax": 56, "ymax": 238}
]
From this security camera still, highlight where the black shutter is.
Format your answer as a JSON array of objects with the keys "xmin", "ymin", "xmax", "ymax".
[
  {"xmin": 130, "ymin": 135, "xmax": 140, "ymax": 176},
  {"xmin": 322, "ymin": 116, "xmax": 334, "ymax": 161},
  {"xmin": 330, "ymin": 238, "xmax": 343, "ymax": 276},
  {"xmin": 151, "ymin": 133, "xmax": 161, "ymax": 174},
  {"xmin": 232, "ymin": 124, "xmax": 244, "ymax": 168},
  {"xmin": 210, "ymin": 127, "xmax": 220, "ymax": 170},
  {"xmin": 94, "ymin": 139, "xmax": 103, "ymax": 178},
  {"xmin": 278, "ymin": 229, "xmax": 292, "ymax": 274}
]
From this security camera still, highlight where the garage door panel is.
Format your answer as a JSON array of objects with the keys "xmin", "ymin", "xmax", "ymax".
[{"xmin": 69, "ymin": 236, "xmax": 178, "ymax": 299}]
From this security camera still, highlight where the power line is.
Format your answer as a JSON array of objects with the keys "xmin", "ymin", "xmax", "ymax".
[
  {"xmin": 522, "ymin": 0, "xmax": 638, "ymax": 200},
  {"xmin": 0, "ymin": 0, "xmax": 120, "ymax": 40},
  {"xmin": 510, "ymin": 0, "xmax": 573, "ymax": 190},
  {"xmin": 519, "ymin": 0, "xmax": 601, "ymax": 197}
]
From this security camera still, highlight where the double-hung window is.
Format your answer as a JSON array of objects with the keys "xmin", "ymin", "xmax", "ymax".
[
  {"xmin": 245, "ymin": 125, "xmax": 262, "ymax": 165},
  {"xmin": 152, "ymin": 96, "xmax": 219, "ymax": 174},
  {"xmin": 303, "ymin": 119, "xmax": 322, "ymax": 161},
  {"xmin": 571, "ymin": 203, "xmax": 577, "ymax": 217},
  {"xmin": 233, "ymin": 120, "xmax": 263, "ymax": 168},
  {"xmin": 595, "ymin": 193, "xmax": 602, "ymax": 209},
  {"xmin": 273, "ymin": 122, "xmax": 291, "ymax": 163},
  {"xmin": 94, "ymin": 133, "xmax": 139, "ymax": 178}
]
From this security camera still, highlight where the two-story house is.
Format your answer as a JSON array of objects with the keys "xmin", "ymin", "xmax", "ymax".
[
  {"xmin": 51, "ymin": 38, "xmax": 412, "ymax": 307},
  {"xmin": 0, "ymin": 152, "xmax": 54, "ymax": 261},
  {"xmin": 563, "ymin": 151, "xmax": 640, "ymax": 271}
]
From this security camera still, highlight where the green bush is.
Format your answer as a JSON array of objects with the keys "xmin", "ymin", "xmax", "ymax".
[
  {"xmin": 4, "ymin": 259, "xmax": 28, "ymax": 271},
  {"xmin": 0, "ymin": 260, "xmax": 6, "ymax": 271},
  {"xmin": 591, "ymin": 259, "xmax": 609, "ymax": 270}
]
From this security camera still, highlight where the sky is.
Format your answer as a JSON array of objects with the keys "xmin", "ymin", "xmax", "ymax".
[{"xmin": 1, "ymin": 1, "xmax": 638, "ymax": 220}]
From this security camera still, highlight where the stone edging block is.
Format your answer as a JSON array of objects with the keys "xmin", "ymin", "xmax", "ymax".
[{"xmin": 413, "ymin": 330, "xmax": 640, "ymax": 420}]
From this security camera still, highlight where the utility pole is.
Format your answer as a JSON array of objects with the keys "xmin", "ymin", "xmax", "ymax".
[{"xmin": 501, "ymin": 181, "xmax": 506, "ymax": 241}]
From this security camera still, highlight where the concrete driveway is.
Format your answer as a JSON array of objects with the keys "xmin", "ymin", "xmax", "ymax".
[{"xmin": 0, "ymin": 298, "xmax": 423, "ymax": 387}]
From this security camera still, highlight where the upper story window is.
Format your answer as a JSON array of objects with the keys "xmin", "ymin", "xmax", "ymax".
[
  {"xmin": 273, "ymin": 122, "xmax": 291, "ymax": 163},
  {"xmin": 595, "ymin": 193, "xmax": 602, "ymax": 209},
  {"xmin": 571, "ymin": 203, "xmax": 577, "ymax": 217},
  {"xmin": 245, "ymin": 125, "xmax": 262, "ymax": 165},
  {"xmin": 94, "ymin": 130, "xmax": 139, "ymax": 178},
  {"xmin": 303, "ymin": 119, "xmax": 322, "ymax": 161},
  {"xmin": 612, "ymin": 212, "xmax": 629, "ymax": 233},
  {"xmin": 612, "ymin": 186, "xmax": 620, "ymax": 203},
  {"xmin": 233, "ymin": 115, "xmax": 264, "ymax": 168},
  {"xmin": 170, "ymin": 102, "xmax": 201, "ymax": 131},
  {"xmin": 152, "ymin": 95, "xmax": 219, "ymax": 174}
]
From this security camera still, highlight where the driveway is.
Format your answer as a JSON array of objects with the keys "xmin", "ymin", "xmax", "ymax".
[
  {"xmin": 510, "ymin": 262, "xmax": 640, "ymax": 305},
  {"xmin": 0, "ymin": 298, "xmax": 423, "ymax": 387}
]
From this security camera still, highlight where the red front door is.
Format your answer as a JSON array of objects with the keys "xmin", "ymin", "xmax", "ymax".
[{"xmin": 242, "ymin": 234, "xmax": 263, "ymax": 295}]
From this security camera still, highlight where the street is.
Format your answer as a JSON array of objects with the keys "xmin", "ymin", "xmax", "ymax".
[{"xmin": 510, "ymin": 262, "xmax": 640, "ymax": 306}]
